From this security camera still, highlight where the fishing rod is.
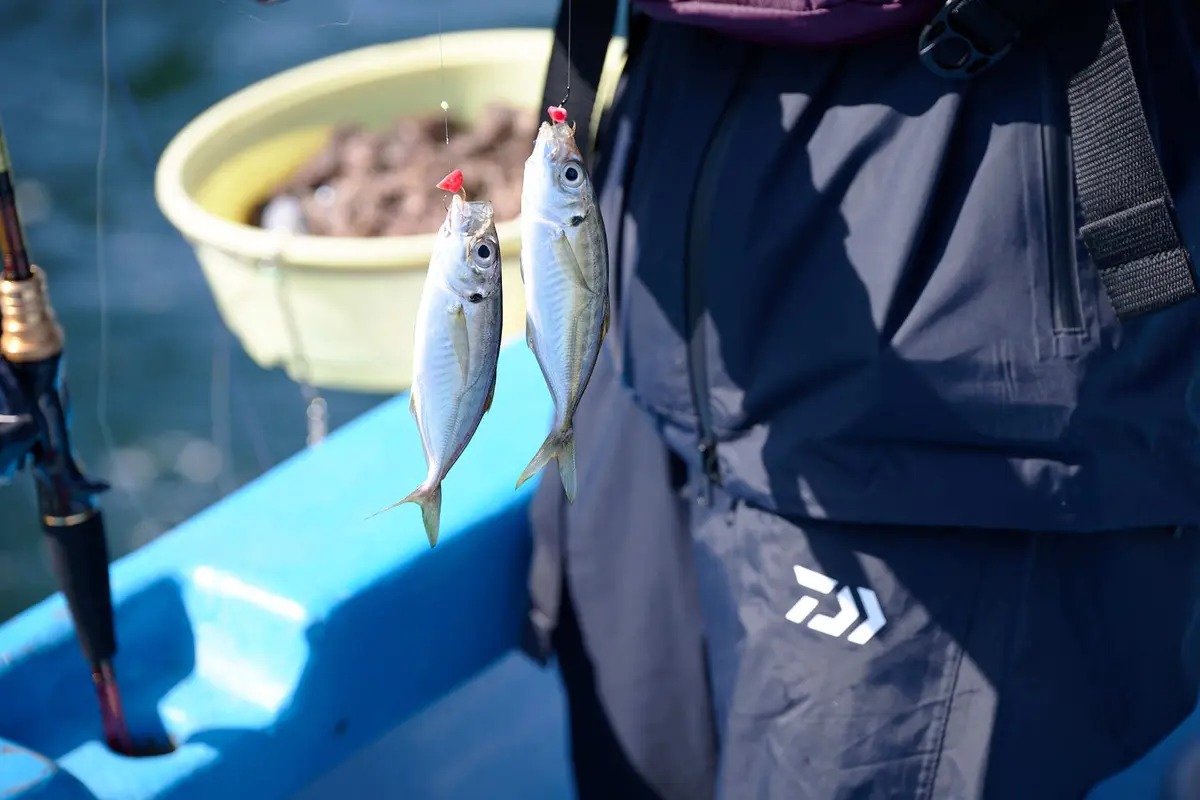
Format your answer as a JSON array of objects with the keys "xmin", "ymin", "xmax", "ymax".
[{"xmin": 0, "ymin": 122, "xmax": 141, "ymax": 755}]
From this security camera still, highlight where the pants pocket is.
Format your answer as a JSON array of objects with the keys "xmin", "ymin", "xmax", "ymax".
[{"xmin": 691, "ymin": 503, "xmax": 991, "ymax": 800}]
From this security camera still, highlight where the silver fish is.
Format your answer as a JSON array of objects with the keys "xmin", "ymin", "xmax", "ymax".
[
  {"xmin": 514, "ymin": 117, "xmax": 609, "ymax": 503},
  {"xmin": 371, "ymin": 194, "xmax": 503, "ymax": 546}
]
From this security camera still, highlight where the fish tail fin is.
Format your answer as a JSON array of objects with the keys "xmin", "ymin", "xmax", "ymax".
[
  {"xmin": 515, "ymin": 431, "xmax": 558, "ymax": 492},
  {"xmin": 366, "ymin": 482, "xmax": 443, "ymax": 547},
  {"xmin": 415, "ymin": 484, "xmax": 443, "ymax": 547},
  {"xmin": 557, "ymin": 434, "xmax": 577, "ymax": 504},
  {"xmin": 515, "ymin": 428, "xmax": 577, "ymax": 504}
]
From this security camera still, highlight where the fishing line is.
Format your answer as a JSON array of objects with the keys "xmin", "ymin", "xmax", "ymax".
[
  {"xmin": 231, "ymin": 4, "xmax": 267, "ymax": 25},
  {"xmin": 232, "ymin": 377, "xmax": 275, "ymax": 472},
  {"xmin": 317, "ymin": 0, "xmax": 359, "ymax": 28},
  {"xmin": 436, "ymin": 1, "xmax": 451, "ymax": 148},
  {"xmin": 238, "ymin": 0, "xmax": 357, "ymax": 28},
  {"xmin": 434, "ymin": 0, "xmax": 466, "ymax": 212},
  {"xmin": 559, "ymin": 0, "xmax": 572, "ymax": 107},
  {"xmin": 94, "ymin": 0, "xmax": 154, "ymax": 526},
  {"xmin": 210, "ymin": 332, "xmax": 237, "ymax": 497},
  {"xmin": 232, "ymin": 0, "xmax": 359, "ymax": 28},
  {"xmin": 96, "ymin": 0, "xmax": 111, "ymax": 451},
  {"xmin": 217, "ymin": 0, "xmax": 267, "ymax": 25}
]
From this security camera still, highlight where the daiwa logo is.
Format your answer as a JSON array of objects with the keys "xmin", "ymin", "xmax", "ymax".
[{"xmin": 786, "ymin": 565, "xmax": 887, "ymax": 645}]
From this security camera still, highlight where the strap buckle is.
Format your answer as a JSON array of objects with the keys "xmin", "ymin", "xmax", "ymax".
[{"xmin": 918, "ymin": 0, "xmax": 1018, "ymax": 79}]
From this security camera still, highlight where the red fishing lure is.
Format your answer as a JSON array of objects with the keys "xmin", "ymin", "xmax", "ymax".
[
  {"xmin": 436, "ymin": 169, "xmax": 464, "ymax": 194},
  {"xmin": 547, "ymin": 106, "xmax": 568, "ymax": 124}
]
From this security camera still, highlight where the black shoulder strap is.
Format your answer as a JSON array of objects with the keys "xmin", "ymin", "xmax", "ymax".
[
  {"xmin": 920, "ymin": 0, "xmax": 1198, "ymax": 320},
  {"xmin": 538, "ymin": 0, "xmax": 622, "ymax": 166},
  {"xmin": 1067, "ymin": 9, "xmax": 1197, "ymax": 318}
]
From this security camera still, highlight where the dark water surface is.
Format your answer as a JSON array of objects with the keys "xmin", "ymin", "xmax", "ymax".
[{"xmin": 0, "ymin": 0, "xmax": 556, "ymax": 622}]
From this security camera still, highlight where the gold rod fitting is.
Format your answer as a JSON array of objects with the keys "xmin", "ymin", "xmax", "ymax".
[
  {"xmin": 1, "ymin": 265, "xmax": 65, "ymax": 362},
  {"xmin": 43, "ymin": 508, "xmax": 99, "ymax": 527}
]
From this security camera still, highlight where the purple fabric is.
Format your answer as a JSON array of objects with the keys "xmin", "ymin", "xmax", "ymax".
[{"xmin": 630, "ymin": 0, "xmax": 945, "ymax": 46}]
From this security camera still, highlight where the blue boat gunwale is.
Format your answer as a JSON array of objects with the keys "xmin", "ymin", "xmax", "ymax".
[{"xmin": 0, "ymin": 342, "xmax": 552, "ymax": 800}]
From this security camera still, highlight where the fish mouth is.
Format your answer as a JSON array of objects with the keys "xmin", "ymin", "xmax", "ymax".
[
  {"xmin": 530, "ymin": 127, "xmax": 556, "ymax": 162},
  {"xmin": 447, "ymin": 195, "xmax": 494, "ymax": 234},
  {"xmin": 532, "ymin": 121, "xmax": 581, "ymax": 164}
]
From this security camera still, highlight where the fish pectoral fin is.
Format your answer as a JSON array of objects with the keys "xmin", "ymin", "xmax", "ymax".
[
  {"xmin": 409, "ymin": 389, "xmax": 418, "ymax": 418},
  {"xmin": 526, "ymin": 313, "xmax": 537, "ymax": 353},
  {"xmin": 548, "ymin": 225, "xmax": 593, "ymax": 294},
  {"xmin": 450, "ymin": 304, "xmax": 471, "ymax": 384},
  {"xmin": 601, "ymin": 296, "xmax": 610, "ymax": 341}
]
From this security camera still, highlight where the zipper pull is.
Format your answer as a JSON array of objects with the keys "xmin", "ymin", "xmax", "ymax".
[{"xmin": 696, "ymin": 437, "xmax": 719, "ymax": 507}]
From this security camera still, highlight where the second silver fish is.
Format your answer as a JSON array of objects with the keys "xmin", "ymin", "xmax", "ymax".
[{"xmin": 515, "ymin": 113, "xmax": 610, "ymax": 503}]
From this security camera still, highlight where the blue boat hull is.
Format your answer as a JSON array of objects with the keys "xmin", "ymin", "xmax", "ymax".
[{"xmin": 0, "ymin": 344, "xmax": 572, "ymax": 799}]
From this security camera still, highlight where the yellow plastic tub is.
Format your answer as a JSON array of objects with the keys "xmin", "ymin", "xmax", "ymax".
[{"xmin": 156, "ymin": 29, "xmax": 627, "ymax": 394}]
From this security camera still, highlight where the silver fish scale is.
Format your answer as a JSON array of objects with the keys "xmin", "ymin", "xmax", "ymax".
[
  {"xmin": 411, "ymin": 281, "xmax": 501, "ymax": 485},
  {"xmin": 524, "ymin": 227, "xmax": 591, "ymax": 424}
]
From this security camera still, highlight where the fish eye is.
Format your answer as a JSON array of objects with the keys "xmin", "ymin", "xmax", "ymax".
[
  {"xmin": 472, "ymin": 240, "xmax": 497, "ymax": 267},
  {"xmin": 467, "ymin": 292, "xmax": 485, "ymax": 304},
  {"xmin": 561, "ymin": 161, "xmax": 585, "ymax": 188}
]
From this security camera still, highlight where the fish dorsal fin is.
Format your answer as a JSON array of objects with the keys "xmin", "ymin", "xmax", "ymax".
[
  {"xmin": 450, "ymin": 304, "xmax": 470, "ymax": 384},
  {"xmin": 484, "ymin": 374, "xmax": 497, "ymax": 414}
]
